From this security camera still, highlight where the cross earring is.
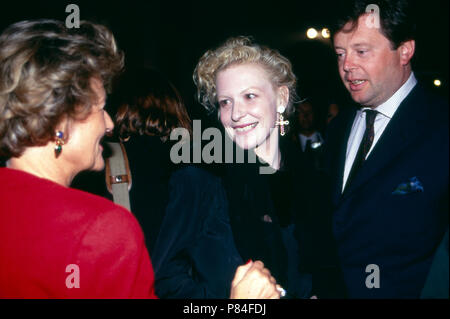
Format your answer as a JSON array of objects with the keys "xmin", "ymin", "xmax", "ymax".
[{"xmin": 276, "ymin": 106, "xmax": 289, "ymax": 136}]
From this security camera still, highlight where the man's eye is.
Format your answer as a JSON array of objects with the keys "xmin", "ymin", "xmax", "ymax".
[
  {"xmin": 358, "ymin": 50, "xmax": 367, "ymax": 55},
  {"xmin": 336, "ymin": 52, "xmax": 345, "ymax": 59},
  {"xmin": 246, "ymin": 93, "xmax": 256, "ymax": 99}
]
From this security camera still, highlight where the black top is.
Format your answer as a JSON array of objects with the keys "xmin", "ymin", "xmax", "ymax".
[
  {"xmin": 222, "ymin": 144, "xmax": 313, "ymax": 298},
  {"xmin": 152, "ymin": 141, "xmax": 313, "ymax": 298}
]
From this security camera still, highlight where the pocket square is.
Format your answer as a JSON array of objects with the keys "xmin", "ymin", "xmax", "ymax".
[{"xmin": 392, "ymin": 176, "xmax": 424, "ymax": 195}]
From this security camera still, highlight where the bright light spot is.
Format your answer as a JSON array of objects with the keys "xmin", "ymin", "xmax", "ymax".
[
  {"xmin": 321, "ymin": 28, "xmax": 330, "ymax": 38},
  {"xmin": 434, "ymin": 79, "xmax": 441, "ymax": 87},
  {"xmin": 307, "ymin": 28, "xmax": 318, "ymax": 39}
]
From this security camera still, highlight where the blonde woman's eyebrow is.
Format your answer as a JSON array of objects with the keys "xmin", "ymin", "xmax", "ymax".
[{"xmin": 240, "ymin": 87, "xmax": 262, "ymax": 94}]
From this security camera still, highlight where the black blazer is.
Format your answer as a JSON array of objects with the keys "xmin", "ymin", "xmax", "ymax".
[
  {"xmin": 324, "ymin": 84, "xmax": 449, "ymax": 298},
  {"xmin": 152, "ymin": 144, "xmax": 313, "ymax": 298},
  {"xmin": 151, "ymin": 166, "xmax": 242, "ymax": 298}
]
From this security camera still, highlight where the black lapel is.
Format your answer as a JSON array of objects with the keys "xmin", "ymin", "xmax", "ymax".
[
  {"xmin": 327, "ymin": 106, "xmax": 357, "ymax": 205},
  {"xmin": 341, "ymin": 84, "xmax": 430, "ymax": 200}
]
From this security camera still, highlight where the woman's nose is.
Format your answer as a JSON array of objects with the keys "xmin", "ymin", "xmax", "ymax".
[{"xmin": 231, "ymin": 102, "xmax": 247, "ymax": 122}]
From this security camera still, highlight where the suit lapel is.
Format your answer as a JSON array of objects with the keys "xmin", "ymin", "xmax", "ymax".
[
  {"xmin": 329, "ymin": 107, "xmax": 357, "ymax": 205},
  {"xmin": 341, "ymin": 85, "xmax": 429, "ymax": 200}
]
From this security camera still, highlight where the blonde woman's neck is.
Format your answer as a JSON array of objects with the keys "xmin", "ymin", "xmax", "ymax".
[{"xmin": 254, "ymin": 127, "xmax": 281, "ymax": 171}]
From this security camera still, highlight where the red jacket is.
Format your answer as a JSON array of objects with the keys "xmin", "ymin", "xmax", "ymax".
[{"xmin": 0, "ymin": 168, "xmax": 157, "ymax": 298}]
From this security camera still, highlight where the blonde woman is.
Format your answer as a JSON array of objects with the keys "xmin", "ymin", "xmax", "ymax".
[{"xmin": 153, "ymin": 37, "xmax": 312, "ymax": 298}]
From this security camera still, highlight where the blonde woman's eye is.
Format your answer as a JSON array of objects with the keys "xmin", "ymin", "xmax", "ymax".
[
  {"xmin": 219, "ymin": 99, "xmax": 230, "ymax": 107},
  {"xmin": 246, "ymin": 93, "xmax": 256, "ymax": 99}
]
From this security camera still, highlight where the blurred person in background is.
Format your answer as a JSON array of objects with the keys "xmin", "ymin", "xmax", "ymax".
[
  {"xmin": 111, "ymin": 67, "xmax": 192, "ymax": 255},
  {"xmin": 291, "ymin": 99, "xmax": 325, "ymax": 171}
]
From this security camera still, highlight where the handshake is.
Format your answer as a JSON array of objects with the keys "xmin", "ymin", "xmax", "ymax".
[{"xmin": 229, "ymin": 260, "xmax": 285, "ymax": 299}]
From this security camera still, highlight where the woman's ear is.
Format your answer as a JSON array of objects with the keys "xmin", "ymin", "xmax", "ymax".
[
  {"xmin": 277, "ymin": 86, "xmax": 289, "ymax": 110},
  {"xmin": 54, "ymin": 116, "xmax": 70, "ymax": 143}
]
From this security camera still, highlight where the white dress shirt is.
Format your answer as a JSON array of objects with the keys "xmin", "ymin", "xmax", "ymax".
[
  {"xmin": 299, "ymin": 132, "xmax": 323, "ymax": 152},
  {"xmin": 342, "ymin": 72, "xmax": 418, "ymax": 192}
]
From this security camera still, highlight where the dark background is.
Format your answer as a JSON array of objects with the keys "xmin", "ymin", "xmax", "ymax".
[{"xmin": 1, "ymin": 0, "xmax": 448, "ymax": 124}]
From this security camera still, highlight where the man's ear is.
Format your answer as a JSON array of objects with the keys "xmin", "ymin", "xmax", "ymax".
[
  {"xmin": 277, "ymin": 86, "xmax": 289, "ymax": 109},
  {"xmin": 398, "ymin": 39, "xmax": 415, "ymax": 66}
]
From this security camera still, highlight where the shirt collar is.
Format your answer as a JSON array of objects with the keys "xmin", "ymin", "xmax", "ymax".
[
  {"xmin": 299, "ymin": 132, "xmax": 320, "ymax": 142},
  {"xmin": 374, "ymin": 72, "xmax": 417, "ymax": 119}
]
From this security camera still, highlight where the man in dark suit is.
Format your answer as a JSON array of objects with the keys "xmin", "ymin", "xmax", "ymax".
[
  {"xmin": 324, "ymin": 0, "xmax": 449, "ymax": 298},
  {"xmin": 292, "ymin": 100, "xmax": 325, "ymax": 172}
]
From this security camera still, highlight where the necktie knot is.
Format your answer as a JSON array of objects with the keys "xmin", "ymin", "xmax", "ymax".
[{"xmin": 364, "ymin": 109, "xmax": 378, "ymax": 128}]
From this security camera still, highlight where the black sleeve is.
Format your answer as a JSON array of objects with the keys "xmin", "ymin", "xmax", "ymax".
[{"xmin": 151, "ymin": 166, "xmax": 242, "ymax": 298}]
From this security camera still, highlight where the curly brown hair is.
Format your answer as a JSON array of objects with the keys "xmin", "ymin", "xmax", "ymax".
[
  {"xmin": 113, "ymin": 68, "xmax": 192, "ymax": 142},
  {"xmin": 193, "ymin": 36, "xmax": 298, "ymax": 116},
  {"xmin": 0, "ymin": 19, "xmax": 124, "ymax": 159}
]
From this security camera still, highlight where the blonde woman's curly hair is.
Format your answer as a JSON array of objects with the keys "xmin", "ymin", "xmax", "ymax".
[
  {"xmin": 193, "ymin": 36, "xmax": 298, "ymax": 115},
  {"xmin": 0, "ymin": 19, "xmax": 124, "ymax": 159}
]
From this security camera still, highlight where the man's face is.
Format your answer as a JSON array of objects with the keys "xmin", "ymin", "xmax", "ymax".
[
  {"xmin": 333, "ymin": 14, "xmax": 412, "ymax": 107},
  {"xmin": 327, "ymin": 103, "xmax": 339, "ymax": 124},
  {"xmin": 297, "ymin": 102, "xmax": 314, "ymax": 132}
]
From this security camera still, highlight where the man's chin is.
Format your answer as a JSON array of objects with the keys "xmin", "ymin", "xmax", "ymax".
[{"xmin": 350, "ymin": 92, "xmax": 369, "ymax": 105}]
